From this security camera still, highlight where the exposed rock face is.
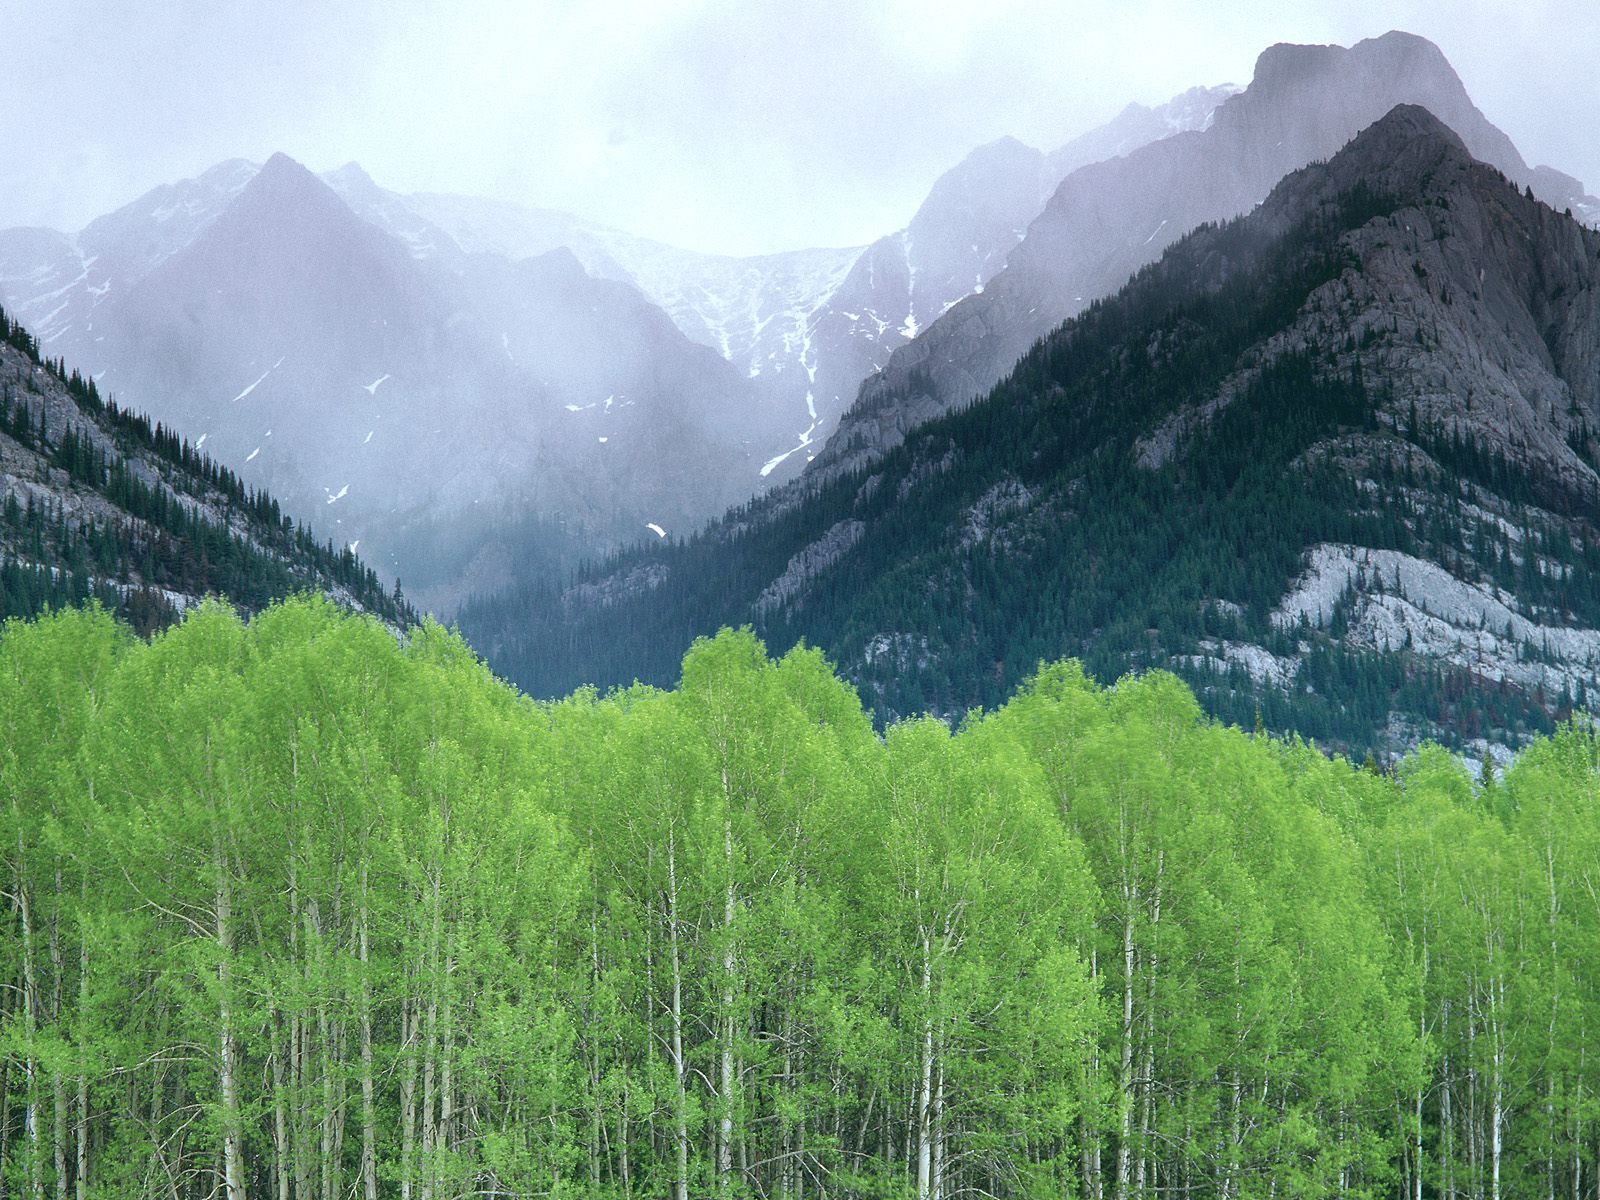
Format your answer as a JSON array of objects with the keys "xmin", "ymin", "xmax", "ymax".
[
  {"xmin": 754, "ymin": 519, "xmax": 865, "ymax": 614},
  {"xmin": 561, "ymin": 563, "xmax": 670, "ymax": 613},
  {"xmin": 812, "ymin": 32, "xmax": 1600, "ymax": 483},
  {"xmin": 775, "ymin": 86, "xmax": 1239, "ymax": 483}
]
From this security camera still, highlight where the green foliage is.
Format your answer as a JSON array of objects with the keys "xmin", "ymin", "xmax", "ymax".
[{"xmin": 4, "ymin": 599, "xmax": 1600, "ymax": 1198}]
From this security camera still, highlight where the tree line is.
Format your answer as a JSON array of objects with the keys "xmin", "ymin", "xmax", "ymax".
[{"xmin": 3, "ymin": 596, "xmax": 1599, "ymax": 1199}]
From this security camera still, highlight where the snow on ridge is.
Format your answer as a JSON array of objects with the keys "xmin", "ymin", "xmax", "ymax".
[
  {"xmin": 587, "ymin": 231, "xmax": 864, "ymax": 375},
  {"xmin": 230, "ymin": 356, "xmax": 285, "ymax": 403},
  {"xmin": 759, "ymin": 419, "xmax": 820, "ymax": 478}
]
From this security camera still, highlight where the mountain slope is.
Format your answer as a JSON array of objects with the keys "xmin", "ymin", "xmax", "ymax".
[
  {"xmin": 815, "ymin": 31, "xmax": 1600, "ymax": 482},
  {"xmin": 0, "ymin": 83, "xmax": 1246, "ymax": 565},
  {"xmin": 461, "ymin": 106, "xmax": 1600, "ymax": 758},
  {"xmin": 755, "ymin": 85, "xmax": 1241, "ymax": 481},
  {"xmin": 0, "ymin": 303, "xmax": 407, "ymax": 631},
  {"xmin": 2, "ymin": 154, "xmax": 765, "ymax": 611},
  {"xmin": 321, "ymin": 86, "xmax": 1239, "ymax": 485}
]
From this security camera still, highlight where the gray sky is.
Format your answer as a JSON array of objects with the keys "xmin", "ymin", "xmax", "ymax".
[{"xmin": 3, "ymin": 0, "xmax": 1597, "ymax": 257}]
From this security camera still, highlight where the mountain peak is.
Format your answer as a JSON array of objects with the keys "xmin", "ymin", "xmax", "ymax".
[
  {"xmin": 320, "ymin": 162, "xmax": 382, "ymax": 204},
  {"xmin": 323, "ymin": 161, "xmax": 378, "ymax": 191},
  {"xmin": 521, "ymin": 244, "xmax": 590, "ymax": 284},
  {"xmin": 1353, "ymin": 29, "xmax": 1457, "ymax": 69},
  {"xmin": 259, "ymin": 150, "xmax": 306, "ymax": 175},
  {"xmin": 1352, "ymin": 101, "xmax": 1465, "ymax": 149},
  {"xmin": 1249, "ymin": 39, "xmax": 1343, "ymax": 89},
  {"xmin": 1281, "ymin": 103, "xmax": 1472, "ymax": 210},
  {"xmin": 230, "ymin": 151, "xmax": 368, "ymax": 230}
]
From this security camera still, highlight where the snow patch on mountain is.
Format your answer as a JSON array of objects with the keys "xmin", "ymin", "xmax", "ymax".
[{"xmin": 585, "ymin": 232, "xmax": 864, "ymax": 377}]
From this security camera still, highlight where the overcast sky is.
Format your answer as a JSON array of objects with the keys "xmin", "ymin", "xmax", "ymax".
[{"xmin": 3, "ymin": 0, "xmax": 1596, "ymax": 257}]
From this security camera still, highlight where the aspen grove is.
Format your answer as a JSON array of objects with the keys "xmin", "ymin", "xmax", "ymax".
[{"xmin": 3, "ymin": 597, "xmax": 1598, "ymax": 1200}]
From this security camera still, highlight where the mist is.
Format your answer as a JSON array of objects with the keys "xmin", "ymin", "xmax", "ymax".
[{"xmin": 4, "ymin": 0, "xmax": 1596, "ymax": 256}]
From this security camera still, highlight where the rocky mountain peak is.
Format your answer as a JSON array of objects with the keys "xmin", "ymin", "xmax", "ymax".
[
  {"xmin": 809, "ymin": 33, "xmax": 1591, "ymax": 486},
  {"xmin": 1305, "ymin": 103, "xmax": 1469, "ymax": 196},
  {"xmin": 230, "ymin": 152, "xmax": 364, "ymax": 231},
  {"xmin": 321, "ymin": 161, "xmax": 382, "ymax": 200}
]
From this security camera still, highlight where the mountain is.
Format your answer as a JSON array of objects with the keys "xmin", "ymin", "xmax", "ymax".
[
  {"xmin": 746, "ymin": 85, "xmax": 1241, "ymax": 480},
  {"xmin": 460, "ymin": 105, "xmax": 1600, "ymax": 760},
  {"xmin": 0, "ymin": 302, "xmax": 407, "ymax": 631},
  {"xmin": 320, "ymin": 173, "xmax": 865, "ymax": 472},
  {"xmin": 1047, "ymin": 85, "xmax": 1241, "ymax": 179},
  {"xmin": 815, "ymin": 31, "xmax": 1600, "ymax": 482},
  {"xmin": 319, "ymin": 85, "xmax": 1239, "ymax": 484},
  {"xmin": 0, "ymin": 83, "xmax": 1242, "ymax": 596},
  {"xmin": 0, "ymin": 157, "xmax": 258, "ymax": 354},
  {"xmin": 0, "ymin": 154, "xmax": 764, "ymax": 612}
]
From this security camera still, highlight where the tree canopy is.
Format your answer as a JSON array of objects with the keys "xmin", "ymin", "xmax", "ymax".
[{"xmin": 2, "ymin": 596, "xmax": 1598, "ymax": 1199}]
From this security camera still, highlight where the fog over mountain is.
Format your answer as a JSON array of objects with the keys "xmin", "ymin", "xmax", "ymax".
[
  {"xmin": 0, "ymin": 80, "xmax": 1241, "ymax": 606},
  {"xmin": 6, "ymin": 6, "xmax": 1600, "ymax": 759},
  {"xmin": 4, "ymin": 2, "xmax": 1598, "ymax": 255},
  {"xmin": 815, "ymin": 31, "xmax": 1600, "ymax": 480}
]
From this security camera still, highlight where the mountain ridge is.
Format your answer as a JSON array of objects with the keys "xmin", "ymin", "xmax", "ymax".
[
  {"xmin": 0, "ymin": 301, "xmax": 409, "ymax": 630},
  {"xmin": 810, "ymin": 31, "xmax": 1600, "ymax": 485},
  {"xmin": 459, "ymin": 104, "xmax": 1600, "ymax": 759}
]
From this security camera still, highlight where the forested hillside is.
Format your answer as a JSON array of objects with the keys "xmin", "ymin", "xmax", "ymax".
[
  {"xmin": 0, "ymin": 303, "xmax": 408, "ymax": 630},
  {"xmin": 462, "ymin": 108, "xmax": 1600, "ymax": 760},
  {"xmin": 4, "ymin": 596, "xmax": 1600, "ymax": 1199}
]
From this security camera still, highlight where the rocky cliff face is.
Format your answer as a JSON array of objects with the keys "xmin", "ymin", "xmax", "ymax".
[
  {"xmin": 763, "ymin": 85, "xmax": 1240, "ymax": 482},
  {"xmin": 813, "ymin": 32, "xmax": 1600, "ymax": 483}
]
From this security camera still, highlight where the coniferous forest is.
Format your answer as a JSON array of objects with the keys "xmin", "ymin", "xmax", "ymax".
[{"xmin": 4, "ymin": 596, "xmax": 1600, "ymax": 1200}]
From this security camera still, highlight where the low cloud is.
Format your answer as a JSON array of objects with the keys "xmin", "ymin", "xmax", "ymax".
[{"xmin": 1, "ymin": 0, "xmax": 1595, "ymax": 255}]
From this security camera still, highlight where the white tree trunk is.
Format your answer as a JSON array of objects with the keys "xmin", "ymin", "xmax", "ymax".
[{"xmin": 217, "ymin": 869, "xmax": 247, "ymax": 1200}]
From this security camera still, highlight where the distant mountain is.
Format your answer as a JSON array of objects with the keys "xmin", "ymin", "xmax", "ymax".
[
  {"xmin": 315, "ymin": 84, "xmax": 1239, "ymax": 484},
  {"xmin": 460, "ymin": 106, "xmax": 1600, "ymax": 760},
  {"xmin": 814, "ymin": 31, "xmax": 1600, "ymax": 482},
  {"xmin": 1, "ymin": 154, "xmax": 763, "ymax": 612},
  {"xmin": 0, "ymin": 302, "xmax": 406, "ymax": 630},
  {"xmin": 739, "ymin": 85, "xmax": 1242, "ymax": 480},
  {"xmin": 0, "ymin": 159, "xmax": 260, "ymax": 354},
  {"xmin": 0, "ymin": 81, "xmax": 1244, "ymax": 599}
]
